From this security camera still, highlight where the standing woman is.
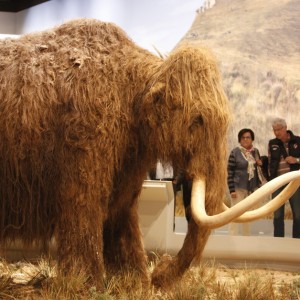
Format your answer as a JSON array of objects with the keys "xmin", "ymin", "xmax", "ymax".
[{"xmin": 227, "ymin": 128, "xmax": 264, "ymax": 235}]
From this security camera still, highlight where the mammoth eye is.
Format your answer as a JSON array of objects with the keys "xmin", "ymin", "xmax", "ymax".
[{"xmin": 189, "ymin": 116, "xmax": 204, "ymax": 131}]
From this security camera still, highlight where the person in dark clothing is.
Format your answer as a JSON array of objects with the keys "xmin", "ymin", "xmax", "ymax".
[{"xmin": 268, "ymin": 117, "xmax": 300, "ymax": 238}]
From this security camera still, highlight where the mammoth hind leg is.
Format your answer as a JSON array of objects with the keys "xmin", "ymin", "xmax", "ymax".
[
  {"xmin": 151, "ymin": 219, "xmax": 210, "ymax": 289},
  {"xmin": 57, "ymin": 184, "xmax": 105, "ymax": 290}
]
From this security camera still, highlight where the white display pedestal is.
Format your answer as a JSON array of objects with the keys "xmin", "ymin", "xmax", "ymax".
[{"xmin": 138, "ymin": 180, "xmax": 175, "ymax": 253}]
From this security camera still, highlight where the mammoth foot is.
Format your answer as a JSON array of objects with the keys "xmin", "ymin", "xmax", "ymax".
[{"xmin": 151, "ymin": 254, "xmax": 185, "ymax": 289}]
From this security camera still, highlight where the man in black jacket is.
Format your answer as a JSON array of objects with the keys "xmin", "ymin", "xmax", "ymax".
[{"xmin": 268, "ymin": 117, "xmax": 300, "ymax": 238}]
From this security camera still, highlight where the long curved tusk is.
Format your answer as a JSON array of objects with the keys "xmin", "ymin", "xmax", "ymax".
[
  {"xmin": 223, "ymin": 179, "xmax": 300, "ymax": 223},
  {"xmin": 191, "ymin": 171, "xmax": 300, "ymax": 229}
]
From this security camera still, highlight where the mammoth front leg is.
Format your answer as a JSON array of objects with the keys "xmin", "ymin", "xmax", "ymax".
[
  {"xmin": 103, "ymin": 195, "xmax": 149, "ymax": 283},
  {"xmin": 151, "ymin": 219, "xmax": 211, "ymax": 288},
  {"xmin": 57, "ymin": 183, "xmax": 105, "ymax": 290}
]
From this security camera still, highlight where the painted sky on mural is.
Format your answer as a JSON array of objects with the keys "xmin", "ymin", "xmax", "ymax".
[
  {"xmin": 2, "ymin": 0, "xmax": 204, "ymax": 54},
  {"xmin": 63, "ymin": 0, "xmax": 203, "ymax": 53},
  {"xmin": 50, "ymin": 0, "xmax": 204, "ymax": 55},
  {"xmin": 112, "ymin": 0, "xmax": 205, "ymax": 54}
]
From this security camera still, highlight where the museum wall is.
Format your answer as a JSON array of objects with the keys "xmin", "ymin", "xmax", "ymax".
[{"xmin": 0, "ymin": 12, "xmax": 15, "ymax": 34}]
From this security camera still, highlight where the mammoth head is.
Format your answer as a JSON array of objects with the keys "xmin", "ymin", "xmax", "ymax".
[
  {"xmin": 138, "ymin": 46, "xmax": 300, "ymax": 229},
  {"xmin": 140, "ymin": 46, "xmax": 230, "ymax": 215}
]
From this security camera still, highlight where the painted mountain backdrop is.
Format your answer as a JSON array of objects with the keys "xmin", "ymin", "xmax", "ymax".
[{"xmin": 178, "ymin": 0, "xmax": 300, "ymax": 154}]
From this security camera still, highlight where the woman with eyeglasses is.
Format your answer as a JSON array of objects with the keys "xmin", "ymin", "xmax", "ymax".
[{"xmin": 227, "ymin": 128, "xmax": 266, "ymax": 235}]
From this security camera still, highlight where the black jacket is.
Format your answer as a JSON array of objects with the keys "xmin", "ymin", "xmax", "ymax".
[{"xmin": 268, "ymin": 130, "xmax": 300, "ymax": 180}]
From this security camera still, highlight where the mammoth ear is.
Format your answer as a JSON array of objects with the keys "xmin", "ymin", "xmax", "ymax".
[
  {"xmin": 153, "ymin": 52, "xmax": 195, "ymax": 110},
  {"xmin": 147, "ymin": 81, "xmax": 169, "ymax": 124},
  {"xmin": 134, "ymin": 78, "xmax": 166, "ymax": 129}
]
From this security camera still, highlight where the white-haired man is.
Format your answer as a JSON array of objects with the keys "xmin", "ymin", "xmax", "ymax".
[{"xmin": 268, "ymin": 117, "xmax": 300, "ymax": 238}]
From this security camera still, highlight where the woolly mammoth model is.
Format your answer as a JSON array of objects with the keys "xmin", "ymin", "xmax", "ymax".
[{"xmin": 0, "ymin": 19, "xmax": 300, "ymax": 290}]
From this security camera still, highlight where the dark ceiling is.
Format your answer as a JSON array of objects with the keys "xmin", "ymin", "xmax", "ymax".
[{"xmin": 0, "ymin": 0, "xmax": 50, "ymax": 12}]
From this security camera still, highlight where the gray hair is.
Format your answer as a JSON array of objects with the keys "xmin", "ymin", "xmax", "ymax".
[{"xmin": 272, "ymin": 117, "xmax": 287, "ymax": 127}]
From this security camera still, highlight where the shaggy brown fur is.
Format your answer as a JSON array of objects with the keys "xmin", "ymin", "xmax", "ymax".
[{"xmin": 0, "ymin": 19, "xmax": 230, "ymax": 289}]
